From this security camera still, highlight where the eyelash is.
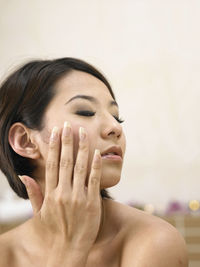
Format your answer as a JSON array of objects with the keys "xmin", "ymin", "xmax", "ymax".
[
  {"xmin": 75, "ymin": 110, "xmax": 124, "ymax": 124},
  {"xmin": 76, "ymin": 110, "xmax": 95, "ymax": 116},
  {"xmin": 113, "ymin": 116, "xmax": 124, "ymax": 124}
]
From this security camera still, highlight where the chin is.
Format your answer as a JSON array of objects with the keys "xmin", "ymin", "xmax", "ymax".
[{"xmin": 100, "ymin": 168, "xmax": 121, "ymax": 189}]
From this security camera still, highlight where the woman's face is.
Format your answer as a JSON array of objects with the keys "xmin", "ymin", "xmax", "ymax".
[{"xmin": 36, "ymin": 70, "xmax": 126, "ymax": 189}]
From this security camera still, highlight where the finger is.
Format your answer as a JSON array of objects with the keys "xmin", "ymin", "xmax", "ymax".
[
  {"xmin": 19, "ymin": 175, "xmax": 44, "ymax": 214},
  {"xmin": 73, "ymin": 127, "xmax": 89, "ymax": 196},
  {"xmin": 45, "ymin": 126, "xmax": 60, "ymax": 193},
  {"xmin": 58, "ymin": 121, "xmax": 73, "ymax": 191},
  {"xmin": 87, "ymin": 149, "xmax": 102, "ymax": 201}
]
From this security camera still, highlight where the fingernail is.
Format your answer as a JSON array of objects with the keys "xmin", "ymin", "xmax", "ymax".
[
  {"xmin": 79, "ymin": 127, "xmax": 86, "ymax": 141},
  {"xmin": 18, "ymin": 175, "xmax": 27, "ymax": 186},
  {"xmin": 63, "ymin": 121, "xmax": 71, "ymax": 137},
  {"xmin": 50, "ymin": 126, "xmax": 58, "ymax": 141}
]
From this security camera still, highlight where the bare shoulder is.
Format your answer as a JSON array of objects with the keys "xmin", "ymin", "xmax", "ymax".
[
  {"xmin": 106, "ymin": 200, "xmax": 188, "ymax": 267},
  {"xmin": 0, "ymin": 230, "xmax": 15, "ymax": 267},
  {"xmin": 0, "ymin": 222, "xmax": 27, "ymax": 267}
]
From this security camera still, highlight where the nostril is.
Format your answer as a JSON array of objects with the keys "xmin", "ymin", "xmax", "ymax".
[
  {"xmin": 108, "ymin": 131, "xmax": 115, "ymax": 136},
  {"xmin": 102, "ymin": 122, "xmax": 122, "ymax": 139},
  {"xmin": 108, "ymin": 131, "xmax": 121, "ymax": 139}
]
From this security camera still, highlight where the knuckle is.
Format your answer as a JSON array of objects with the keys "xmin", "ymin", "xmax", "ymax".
[
  {"xmin": 90, "ymin": 175, "xmax": 100, "ymax": 185},
  {"xmin": 92, "ymin": 163, "xmax": 101, "ymax": 170},
  {"xmin": 49, "ymin": 141, "xmax": 57, "ymax": 149},
  {"xmin": 55, "ymin": 194, "xmax": 70, "ymax": 205},
  {"xmin": 71, "ymin": 197, "xmax": 82, "ymax": 208},
  {"xmin": 60, "ymin": 158, "xmax": 73, "ymax": 169},
  {"xmin": 55, "ymin": 195, "xmax": 64, "ymax": 205},
  {"xmin": 74, "ymin": 163, "xmax": 86, "ymax": 174},
  {"xmin": 46, "ymin": 160, "xmax": 58, "ymax": 169},
  {"xmin": 55, "ymin": 195, "xmax": 62, "ymax": 204},
  {"xmin": 62, "ymin": 136, "xmax": 72, "ymax": 145},
  {"xmin": 79, "ymin": 143, "xmax": 88, "ymax": 152}
]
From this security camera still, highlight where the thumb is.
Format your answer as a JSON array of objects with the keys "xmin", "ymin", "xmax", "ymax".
[{"xmin": 19, "ymin": 175, "xmax": 44, "ymax": 215}]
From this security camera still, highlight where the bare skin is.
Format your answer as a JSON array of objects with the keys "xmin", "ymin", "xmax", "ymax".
[
  {"xmin": 0, "ymin": 71, "xmax": 188, "ymax": 266},
  {"xmin": 0, "ymin": 199, "xmax": 188, "ymax": 267}
]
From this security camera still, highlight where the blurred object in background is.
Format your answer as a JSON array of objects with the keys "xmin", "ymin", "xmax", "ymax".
[
  {"xmin": 189, "ymin": 200, "xmax": 200, "ymax": 213},
  {"xmin": 0, "ymin": 188, "xmax": 32, "ymax": 232},
  {"xmin": 166, "ymin": 200, "xmax": 189, "ymax": 215}
]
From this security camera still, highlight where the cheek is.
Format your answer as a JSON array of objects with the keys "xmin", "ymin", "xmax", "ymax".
[
  {"xmin": 119, "ymin": 131, "xmax": 126, "ymax": 156},
  {"xmin": 122, "ymin": 134, "xmax": 126, "ymax": 154},
  {"xmin": 39, "ymin": 123, "xmax": 96, "ymax": 171}
]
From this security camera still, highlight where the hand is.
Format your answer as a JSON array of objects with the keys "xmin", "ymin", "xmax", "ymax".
[{"xmin": 19, "ymin": 122, "xmax": 102, "ymax": 256}]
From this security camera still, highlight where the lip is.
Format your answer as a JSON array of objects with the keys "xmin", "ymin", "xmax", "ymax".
[{"xmin": 101, "ymin": 146, "xmax": 123, "ymax": 161}]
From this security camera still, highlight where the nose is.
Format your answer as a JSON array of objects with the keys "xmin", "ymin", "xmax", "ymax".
[{"xmin": 101, "ymin": 115, "xmax": 122, "ymax": 139}]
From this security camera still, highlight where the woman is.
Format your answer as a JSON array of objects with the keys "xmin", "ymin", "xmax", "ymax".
[{"xmin": 0, "ymin": 58, "xmax": 188, "ymax": 267}]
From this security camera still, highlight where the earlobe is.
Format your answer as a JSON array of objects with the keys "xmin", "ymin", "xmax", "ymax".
[{"xmin": 8, "ymin": 123, "xmax": 40, "ymax": 159}]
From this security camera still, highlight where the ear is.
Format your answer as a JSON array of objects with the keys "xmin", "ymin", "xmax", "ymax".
[{"xmin": 8, "ymin": 122, "xmax": 40, "ymax": 159}]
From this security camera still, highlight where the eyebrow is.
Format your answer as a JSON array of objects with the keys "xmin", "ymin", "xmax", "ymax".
[{"xmin": 65, "ymin": 94, "xmax": 118, "ymax": 107}]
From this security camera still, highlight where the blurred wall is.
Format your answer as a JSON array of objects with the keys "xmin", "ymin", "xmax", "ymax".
[{"xmin": 0, "ymin": 0, "xmax": 200, "ymax": 210}]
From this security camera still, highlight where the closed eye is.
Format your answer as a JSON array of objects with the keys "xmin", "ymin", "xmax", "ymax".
[
  {"xmin": 75, "ymin": 110, "xmax": 124, "ymax": 123},
  {"xmin": 75, "ymin": 110, "xmax": 95, "ymax": 116}
]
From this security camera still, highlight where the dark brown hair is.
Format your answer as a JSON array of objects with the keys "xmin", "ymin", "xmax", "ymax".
[{"xmin": 0, "ymin": 57, "xmax": 114, "ymax": 199}]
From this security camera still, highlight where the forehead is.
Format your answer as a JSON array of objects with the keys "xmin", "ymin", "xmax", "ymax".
[{"xmin": 54, "ymin": 70, "xmax": 114, "ymax": 102}]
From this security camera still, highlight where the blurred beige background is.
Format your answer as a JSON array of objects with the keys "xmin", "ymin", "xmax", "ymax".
[{"xmin": 0, "ymin": 0, "xmax": 200, "ymax": 212}]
